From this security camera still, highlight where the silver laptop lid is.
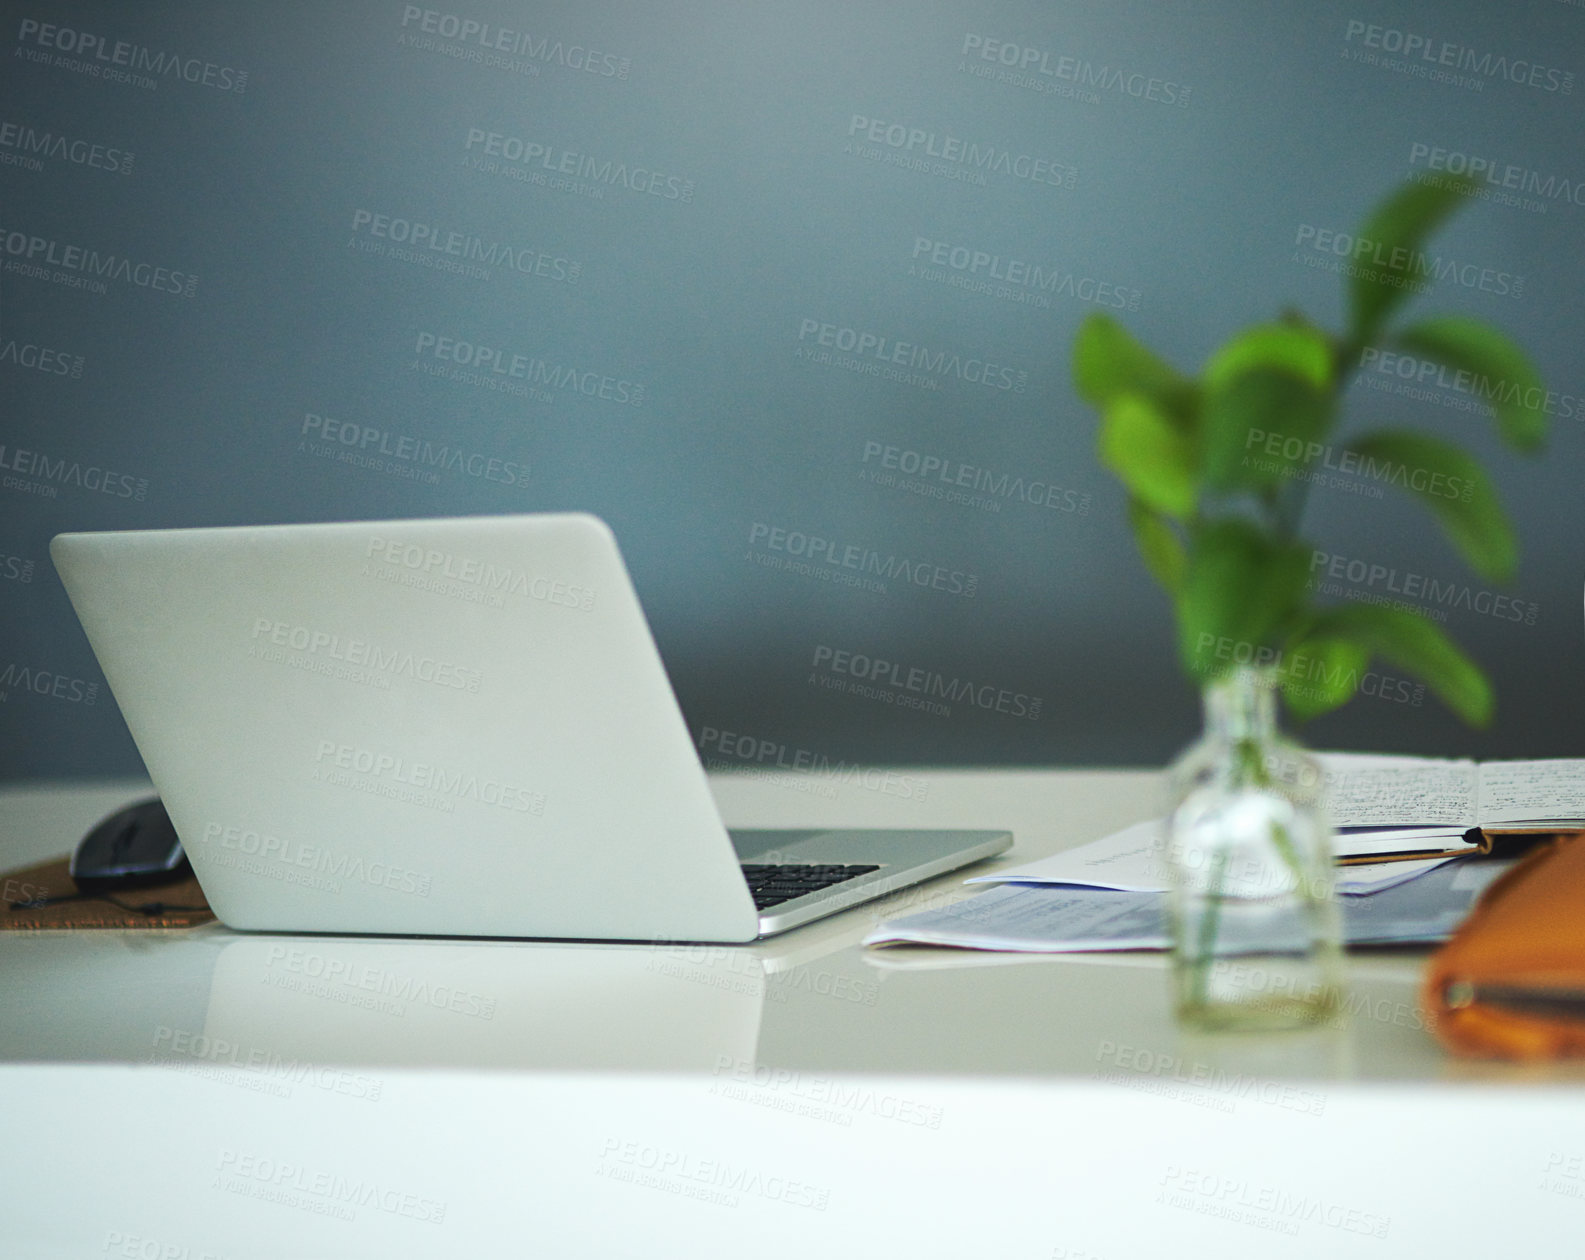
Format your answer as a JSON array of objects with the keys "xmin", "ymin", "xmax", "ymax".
[{"xmin": 51, "ymin": 514, "xmax": 761, "ymax": 941}]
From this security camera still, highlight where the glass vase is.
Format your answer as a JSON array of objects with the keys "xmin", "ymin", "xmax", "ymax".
[{"xmin": 1163, "ymin": 665, "xmax": 1343, "ymax": 1031}]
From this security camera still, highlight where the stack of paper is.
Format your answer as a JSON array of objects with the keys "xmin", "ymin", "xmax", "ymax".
[
  {"xmin": 862, "ymin": 859, "xmax": 1513, "ymax": 953},
  {"xmin": 959, "ymin": 818, "xmax": 1455, "ymax": 898},
  {"xmin": 863, "ymin": 752, "xmax": 1582, "ymax": 955}
]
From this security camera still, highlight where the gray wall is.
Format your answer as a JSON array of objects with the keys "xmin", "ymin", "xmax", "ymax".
[{"xmin": 3, "ymin": 0, "xmax": 1583, "ymax": 784}]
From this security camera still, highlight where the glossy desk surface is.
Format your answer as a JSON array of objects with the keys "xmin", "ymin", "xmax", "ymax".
[{"xmin": 3, "ymin": 770, "xmax": 1582, "ymax": 1257}]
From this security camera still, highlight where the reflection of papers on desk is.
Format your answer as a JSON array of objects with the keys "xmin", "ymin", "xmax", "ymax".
[
  {"xmin": 967, "ymin": 819, "xmax": 1459, "ymax": 897},
  {"xmin": 865, "ymin": 858, "xmax": 1515, "ymax": 954}
]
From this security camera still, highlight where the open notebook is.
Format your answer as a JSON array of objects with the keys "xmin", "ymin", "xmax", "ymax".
[{"xmin": 1323, "ymin": 753, "xmax": 1585, "ymax": 862}]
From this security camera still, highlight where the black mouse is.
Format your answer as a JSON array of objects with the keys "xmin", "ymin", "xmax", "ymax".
[{"xmin": 70, "ymin": 797, "xmax": 189, "ymax": 892}]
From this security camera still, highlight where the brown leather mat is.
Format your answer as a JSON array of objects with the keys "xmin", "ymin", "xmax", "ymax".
[{"xmin": 1, "ymin": 855, "xmax": 214, "ymax": 930}]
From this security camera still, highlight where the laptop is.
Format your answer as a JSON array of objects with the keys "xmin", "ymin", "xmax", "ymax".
[{"xmin": 51, "ymin": 513, "xmax": 1011, "ymax": 941}]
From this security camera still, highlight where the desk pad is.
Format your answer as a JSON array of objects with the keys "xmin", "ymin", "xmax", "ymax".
[{"xmin": 1, "ymin": 855, "xmax": 214, "ymax": 930}]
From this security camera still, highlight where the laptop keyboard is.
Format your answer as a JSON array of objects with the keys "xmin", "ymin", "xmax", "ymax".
[{"xmin": 740, "ymin": 863, "xmax": 881, "ymax": 911}]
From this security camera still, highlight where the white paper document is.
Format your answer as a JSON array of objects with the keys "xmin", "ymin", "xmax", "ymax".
[
  {"xmin": 867, "ymin": 883, "xmax": 1169, "ymax": 953},
  {"xmin": 866, "ymin": 858, "xmax": 1514, "ymax": 954},
  {"xmin": 967, "ymin": 819, "xmax": 1460, "ymax": 897}
]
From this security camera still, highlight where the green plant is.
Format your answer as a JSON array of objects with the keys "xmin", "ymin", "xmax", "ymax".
[{"xmin": 1072, "ymin": 175, "xmax": 1547, "ymax": 725}]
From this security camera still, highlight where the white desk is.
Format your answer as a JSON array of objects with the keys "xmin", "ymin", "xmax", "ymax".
[{"xmin": 3, "ymin": 770, "xmax": 1582, "ymax": 1257}]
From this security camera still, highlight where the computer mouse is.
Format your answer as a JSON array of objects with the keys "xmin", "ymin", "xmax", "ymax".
[{"xmin": 69, "ymin": 797, "xmax": 189, "ymax": 891}]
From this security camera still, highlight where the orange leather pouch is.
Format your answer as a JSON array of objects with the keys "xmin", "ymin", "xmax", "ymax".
[{"xmin": 1423, "ymin": 834, "xmax": 1585, "ymax": 1059}]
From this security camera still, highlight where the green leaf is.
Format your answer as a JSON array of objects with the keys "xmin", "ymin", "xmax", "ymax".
[
  {"xmin": 1346, "ymin": 430, "xmax": 1516, "ymax": 582},
  {"xmin": 1073, "ymin": 313, "xmax": 1187, "ymax": 416},
  {"xmin": 1098, "ymin": 394, "xmax": 1198, "ymax": 519},
  {"xmin": 1303, "ymin": 604, "xmax": 1493, "ymax": 726},
  {"xmin": 1202, "ymin": 369, "xmax": 1334, "ymax": 493},
  {"xmin": 1177, "ymin": 520, "xmax": 1312, "ymax": 680},
  {"xmin": 1348, "ymin": 173, "xmax": 1478, "ymax": 345},
  {"xmin": 1205, "ymin": 323, "xmax": 1335, "ymax": 393},
  {"xmin": 1278, "ymin": 636, "xmax": 1371, "ymax": 722},
  {"xmin": 1391, "ymin": 316, "xmax": 1548, "ymax": 453},
  {"xmin": 1200, "ymin": 323, "xmax": 1338, "ymax": 493},
  {"xmin": 1127, "ymin": 498, "xmax": 1186, "ymax": 595}
]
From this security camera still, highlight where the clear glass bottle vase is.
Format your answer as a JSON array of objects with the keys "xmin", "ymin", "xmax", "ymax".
[{"xmin": 1164, "ymin": 665, "xmax": 1343, "ymax": 1031}]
